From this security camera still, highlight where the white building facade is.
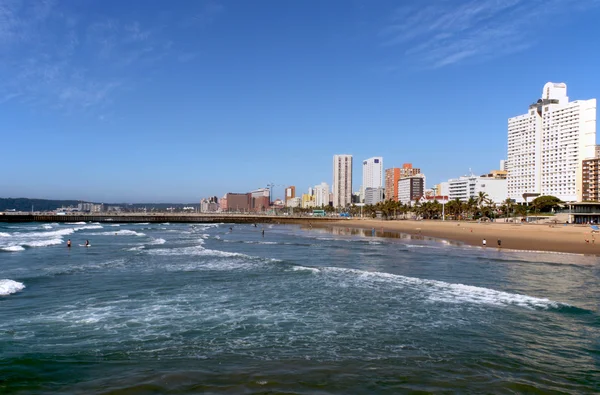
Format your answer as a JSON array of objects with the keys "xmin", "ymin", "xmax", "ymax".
[
  {"xmin": 333, "ymin": 154, "xmax": 353, "ymax": 208},
  {"xmin": 364, "ymin": 187, "xmax": 384, "ymax": 205},
  {"xmin": 362, "ymin": 157, "xmax": 383, "ymax": 194},
  {"xmin": 507, "ymin": 82, "xmax": 597, "ymax": 203},
  {"xmin": 448, "ymin": 175, "xmax": 507, "ymax": 204},
  {"xmin": 398, "ymin": 175, "xmax": 425, "ymax": 205},
  {"xmin": 314, "ymin": 182, "xmax": 330, "ymax": 207}
]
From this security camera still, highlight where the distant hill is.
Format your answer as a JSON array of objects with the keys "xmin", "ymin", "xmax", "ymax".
[
  {"xmin": 0, "ymin": 198, "xmax": 81, "ymax": 212},
  {"xmin": 0, "ymin": 198, "xmax": 200, "ymax": 212}
]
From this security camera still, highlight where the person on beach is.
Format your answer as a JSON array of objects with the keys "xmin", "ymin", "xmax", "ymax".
[
  {"xmin": 67, "ymin": 239, "xmax": 71, "ymax": 248},
  {"xmin": 482, "ymin": 239, "xmax": 487, "ymax": 247},
  {"xmin": 497, "ymin": 239, "xmax": 501, "ymax": 248}
]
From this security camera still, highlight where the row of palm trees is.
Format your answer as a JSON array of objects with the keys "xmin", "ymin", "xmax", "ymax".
[{"xmin": 292, "ymin": 192, "xmax": 532, "ymax": 221}]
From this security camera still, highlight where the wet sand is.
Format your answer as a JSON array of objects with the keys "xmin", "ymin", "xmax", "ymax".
[{"xmin": 321, "ymin": 219, "xmax": 600, "ymax": 255}]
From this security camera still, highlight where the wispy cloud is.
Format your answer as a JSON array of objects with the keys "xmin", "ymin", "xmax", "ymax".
[
  {"xmin": 182, "ymin": 1, "xmax": 224, "ymax": 28},
  {"xmin": 0, "ymin": 0, "xmax": 219, "ymax": 114},
  {"xmin": 380, "ymin": 0, "xmax": 599, "ymax": 68}
]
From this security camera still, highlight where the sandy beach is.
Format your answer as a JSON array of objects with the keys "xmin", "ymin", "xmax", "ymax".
[{"xmin": 321, "ymin": 219, "xmax": 600, "ymax": 255}]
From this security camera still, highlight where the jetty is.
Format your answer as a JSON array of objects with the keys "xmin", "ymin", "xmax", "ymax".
[{"xmin": 0, "ymin": 213, "xmax": 339, "ymax": 224}]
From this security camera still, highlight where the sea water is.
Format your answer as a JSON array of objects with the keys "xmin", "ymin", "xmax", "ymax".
[{"xmin": 1, "ymin": 222, "xmax": 599, "ymax": 393}]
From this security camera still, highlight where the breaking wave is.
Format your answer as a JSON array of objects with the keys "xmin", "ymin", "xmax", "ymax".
[{"xmin": 0, "ymin": 279, "xmax": 25, "ymax": 296}]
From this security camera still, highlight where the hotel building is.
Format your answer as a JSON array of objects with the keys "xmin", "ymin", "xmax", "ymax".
[
  {"xmin": 398, "ymin": 175, "xmax": 425, "ymax": 205},
  {"xmin": 582, "ymin": 158, "xmax": 600, "ymax": 201},
  {"xmin": 333, "ymin": 154, "xmax": 353, "ymax": 208},
  {"xmin": 362, "ymin": 157, "xmax": 383, "ymax": 192},
  {"xmin": 447, "ymin": 174, "xmax": 507, "ymax": 204},
  {"xmin": 314, "ymin": 182, "xmax": 330, "ymax": 207},
  {"xmin": 507, "ymin": 82, "xmax": 596, "ymax": 203}
]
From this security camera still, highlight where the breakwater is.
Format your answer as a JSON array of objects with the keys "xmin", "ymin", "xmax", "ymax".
[{"xmin": 0, "ymin": 213, "xmax": 338, "ymax": 224}]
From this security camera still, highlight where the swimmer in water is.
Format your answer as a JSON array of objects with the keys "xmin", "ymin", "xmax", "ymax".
[{"xmin": 67, "ymin": 239, "xmax": 71, "ymax": 248}]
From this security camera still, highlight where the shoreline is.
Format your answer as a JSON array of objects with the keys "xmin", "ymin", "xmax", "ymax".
[{"xmin": 314, "ymin": 219, "xmax": 600, "ymax": 256}]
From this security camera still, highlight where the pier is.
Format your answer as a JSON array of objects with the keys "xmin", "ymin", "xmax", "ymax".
[{"xmin": 0, "ymin": 213, "xmax": 340, "ymax": 224}]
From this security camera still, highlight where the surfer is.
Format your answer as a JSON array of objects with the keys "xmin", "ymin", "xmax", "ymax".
[
  {"xmin": 85, "ymin": 240, "xmax": 89, "ymax": 247},
  {"xmin": 262, "ymin": 229, "xmax": 265, "ymax": 237},
  {"xmin": 67, "ymin": 239, "xmax": 71, "ymax": 248}
]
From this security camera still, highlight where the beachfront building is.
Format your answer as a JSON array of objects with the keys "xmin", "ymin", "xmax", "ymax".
[
  {"xmin": 582, "ymin": 158, "xmax": 600, "ymax": 201},
  {"xmin": 301, "ymin": 193, "xmax": 315, "ymax": 208},
  {"xmin": 285, "ymin": 186, "xmax": 296, "ymax": 204},
  {"xmin": 286, "ymin": 197, "xmax": 302, "ymax": 208},
  {"xmin": 224, "ymin": 193, "xmax": 250, "ymax": 212},
  {"xmin": 398, "ymin": 175, "xmax": 425, "ymax": 205},
  {"xmin": 250, "ymin": 188, "xmax": 270, "ymax": 212},
  {"xmin": 507, "ymin": 82, "xmax": 597, "ymax": 203},
  {"xmin": 314, "ymin": 182, "xmax": 330, "ymax": 207},
  {"xmin": 365, "ymin": 187, "xmax": 384, "ymax": 205},
  {"xmin": 362, "ymin": 157, "xmax": 383, "ymax": 199},
  {"xmin": 333, "ymin": 154, "xmax": 353, "ymax": 208},
  {"xmin": 200, "ymin": 199, "xmax": 218, "ymax": 213},
  {"xmin": 385, "ymin": 168, "xmax": 401, "ymax": 202},
  {"xmin": 447, "ymin": 174, "xmax": 507, "ymax": 204}
]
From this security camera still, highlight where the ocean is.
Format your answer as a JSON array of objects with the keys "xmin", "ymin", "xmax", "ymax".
[{"xmin": 1, "ymin": 221, "xmax": 599, "ymax": 394}]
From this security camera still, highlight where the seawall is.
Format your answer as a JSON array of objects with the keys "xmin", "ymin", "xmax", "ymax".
[{"xmin": 0, "ymin": 214, "xmax": 337, "ymax": 224}]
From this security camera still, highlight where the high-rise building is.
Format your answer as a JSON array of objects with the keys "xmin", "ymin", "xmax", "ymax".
[
  {"xmin": 362, "ymin": 157, "xmax": 383, "ymax": 193},
  {"xmin": 285, "ymin": 186, "xmax": 296, "ymax": 204},
  {"xmin": 507, "ymin": 82, "xmax": 597, "ymax": 203},
  {"xmin": 333, "ymin": 154, "xmax": 353, "ymax": 208},
  {"xmin": 447, "ymin": 174, "xmax": 507, "ymax": 204},
  {"xmin": 582, "ymin": 158, "xmax": 600, "ymax": 201},
  {"xmin": 385, "ymin": 168, "xmax": 401, "ymax": 201},
  {"xmin": 365, "ymin": 187, "xmax": 384, "ymax": 205},
  {"xmin": 398, "ymin": 175, "xmax": 425, "ymax": 205},
  {"xmin": 399, "ymin": 163, "xmax": 421, "ymax": 178},
  {"xmin": 314, "ymin": 182, "xmax": 330, "ymax": 207}
]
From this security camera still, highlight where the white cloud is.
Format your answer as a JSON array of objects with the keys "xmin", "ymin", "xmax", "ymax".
[
  {"xmin": 380, "ymin": 0, "xmax": 599, "ymax": 68},
  {"xmin": 0, "ymin": 1, "xmax": 193, "ymax": 113}
]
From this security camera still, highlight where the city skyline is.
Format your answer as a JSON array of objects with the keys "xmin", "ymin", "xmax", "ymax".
[{"xmin": 3, "ymin": 1, "xmax": 600, "ymax": 202}]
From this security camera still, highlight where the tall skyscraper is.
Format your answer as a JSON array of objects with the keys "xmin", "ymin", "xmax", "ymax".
[
  {"xmin": 333, "ymin": 154, "xmax": 353, "ymax": 208},
  {"xmin": 507, "ymin": 82, "xmax": 597, "ymax": 202},
  {"xmin": 362, "ymin": 157, "xmax": 383, "ymax": 192},
  {"xmin": 385, "ymin": 168, "xmax": 400, "ymax": 201},
  {"xmin": 385, "ymin": 164, "xmax": 421, "ymax": 201},
  {"xmin": 314, "ymin": 182, "xmax": 330, "ymax": 207}
]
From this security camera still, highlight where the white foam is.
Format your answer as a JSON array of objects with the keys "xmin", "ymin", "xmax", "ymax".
[
  {"xmin": 24, "ymin": 238, "xmax": 63, "ymax": 247},
  {"xmin": 149, "ymin": 238, "xmax": 166, "ymax": 245},
  {"xmin": 0, "ymin": 279, "xmax": 25, "ymax": 296},
  {"xmin": 66, "ymin": 222, "xmax": 87, "ymax": 225},
  {"xmin": 127, "ymin": 245, "xmax": 146, "ymax": 251},
  {"xmin": 135, "ymin": 223, "xmax": 150, "ymax": 225},
  {"xmin": 0, "ymin": 232, "xmax": 11, "ymax": 237},
  {"xmin": 1, "ymin": 246, "xmax": 25, "ymax": 252},
  {"xmin": 319, "ymin": 267, "xmax": 567, "ymax": 310},
  {"xmin": 42, "ymin": 224, "xmax": 53, "ymax": 229},
  {"xmin": 148, "ymin": 245, "xmax": 246, "ymax": 258},
  {"xmin": 97, "ymin": 230, "xmax": 146, "ymax": 236},
  {"xmin": 292, "ymin": 266, "xmax": 320, "ymax": 273},
  {"xmin": 75, "ymin": 225, "xmax": 103, "ymax": 230},
  {"xmin": 110, "ymin": 224, "xmax": 120, "ymax": 227}
]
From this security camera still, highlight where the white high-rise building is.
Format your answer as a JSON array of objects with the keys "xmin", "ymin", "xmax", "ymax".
[
  {"xmin": 507, "ymin": 82, "xmax": 597, "ymax": 203},
  {"xmin": 333, "ymin": 154, "xmax": 353, "ymax": 208},
  {"xmin": 362, "ymin": 157, "xmax": 383, "ymax": 193},
  {"xmin": 314, "ymin": 182, "xmax": 330, "ymax": 207},
  {"xmin": 447, "ymin": 175, "xmax": 507, "ymax": 204}
]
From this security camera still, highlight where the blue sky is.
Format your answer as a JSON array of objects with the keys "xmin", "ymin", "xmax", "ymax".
[{"xmin": 2, "ymin": 0, "xmax": 600, "ymax": 203}]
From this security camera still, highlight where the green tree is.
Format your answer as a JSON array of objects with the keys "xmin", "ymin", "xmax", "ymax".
[{"xmin": 531, "ymin": 195, "xmax": 562, "ymax": 213}]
